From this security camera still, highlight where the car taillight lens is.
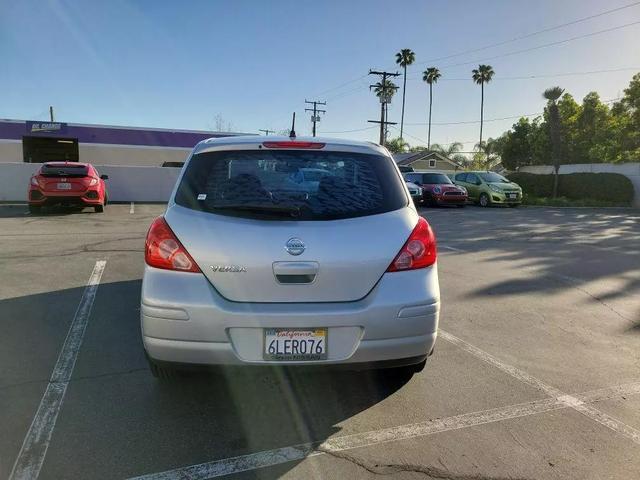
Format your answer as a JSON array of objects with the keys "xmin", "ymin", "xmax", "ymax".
[
  {"xmin": 89, "ymin": 177, "xmax": 98, "ymax": 186},
  {"xmin": 387, "ymin": 217, "xmax": 437, "ymax": 272},
  {"xmin": 145, "ymin": 217, "xmax": 201, "ymax": 273}
]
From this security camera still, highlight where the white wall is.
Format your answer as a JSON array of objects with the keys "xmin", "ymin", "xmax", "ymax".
[
  {"xmin": 0, "ymin": 163, "xmax": 181, "ymax": 202},
  {"xmin": 0, "ymin": 141, "xmax": 191, "ymax": 166},
  {"xmin": 78, "ymin": 143, "xmax": 190, "ymax": 166},
  {"xmin": 519, "ymin": 163, "xmax": 640, "ymax": 208}
]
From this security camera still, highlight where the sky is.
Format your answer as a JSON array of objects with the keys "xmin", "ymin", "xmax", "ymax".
[{"xmin": 1, "ymin": 0, "xmax": 640, "ymax": 150}]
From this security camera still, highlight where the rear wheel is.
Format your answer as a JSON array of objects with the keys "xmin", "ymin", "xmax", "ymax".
[
  {"xmin": 479, "ymin": 193, "xmax": 490, "ymax": 207},
  {"xmin": 28, "ymin": 205, "xmax": 41, "ymax": 214},
  {"xmin": 95, "ymin": 204, "xmax": 104, "ymax": 213}
]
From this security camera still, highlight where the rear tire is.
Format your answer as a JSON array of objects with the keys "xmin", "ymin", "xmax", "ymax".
[
  {"xmin": 28, "ymin": 205, "xmax": 41, "ymax": 215},
  {"xmin": 95, "ymin": 204, "xmax": 104, "ymax": 213},
  {"xmin": 479, "ymin": 193, "xmax": 490, "ymax": 207}
]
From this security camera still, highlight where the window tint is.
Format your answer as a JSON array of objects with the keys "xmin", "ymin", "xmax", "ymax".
[
  {"xmin": 466, "ymin": 173, "xmax": 479, "ymax": 184},
  {"xmin": 40, "ymin": 164, "xmax": 89, "ymax": 177},
  {"xmin": 175, "ymin": 150, "xmax": 407, "ymax": 221},
  {"xmin": 455, "ymin": 173, "xmax": 467, "ymax": 182}
]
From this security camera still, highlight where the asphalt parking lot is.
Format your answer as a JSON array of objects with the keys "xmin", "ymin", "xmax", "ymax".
[{"xmin": 1, "ymin": 203, "xmax": 639, "ymax": 480}]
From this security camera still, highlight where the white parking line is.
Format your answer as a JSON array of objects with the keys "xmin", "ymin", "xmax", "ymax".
[
  {"xmin": 9, "ymin": 260, "xmax": 107, "ymax": 480},
  {"xmin": 439, "ymin": 245, "xmax": 466, "ymax": 253},
  {"xmin": 127, "ymin": 380, "xmax": 640, "ymax": 480},
  {"xmin": 439, "ymin": 329, "xmax": 640, "ymax": 445},
  {"xmin": 129, "ymin": 202, "xmax": 135, "ymax": 214}
]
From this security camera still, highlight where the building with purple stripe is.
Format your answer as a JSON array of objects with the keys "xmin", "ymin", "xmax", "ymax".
[{"xmin": 0, "ymin": 119, "xmax": 254, "ymax": 167}]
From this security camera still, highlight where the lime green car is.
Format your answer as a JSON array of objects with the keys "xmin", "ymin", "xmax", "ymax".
[{"xmin": 453, "ymin": 171, "xmax": 522, "ymax": 207}]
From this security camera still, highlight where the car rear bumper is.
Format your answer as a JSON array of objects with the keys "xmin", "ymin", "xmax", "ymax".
[
  {"xmin": 433, "ymin": 195, "xmax": 467, "ymax": 204},
  {"xmin": 28, "ymin": 188, "xmax": 103, "ymax": 205},
  {"xmin": 141, "ymin": 264, "xmax": 440, "ymax": 367},
  {"xmin": 489, "ymin": 192, "xmax": 522, "ymax": 204}
]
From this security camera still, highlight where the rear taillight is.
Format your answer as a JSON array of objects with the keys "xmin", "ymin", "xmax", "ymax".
[
  {"xmin": 262, "ymin": 141, "xmax": 325, "ymax": 149},
  {"xmin": 145, "ymin": 217, "xmax": 201, "ymax": 273},
  {"xmin": 386, "ymin": 217, "xmax": 437, "ymax": 272}
]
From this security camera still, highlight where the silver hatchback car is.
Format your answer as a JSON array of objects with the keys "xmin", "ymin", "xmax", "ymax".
[{"xmin": 141, "ymin": 136, "xmax": 440, "ymax": 379}]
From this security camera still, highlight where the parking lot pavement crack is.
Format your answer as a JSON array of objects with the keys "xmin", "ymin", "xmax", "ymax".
[{"xmin": 317, "ymin": 446, "xmax": 532, "ymax": 479}]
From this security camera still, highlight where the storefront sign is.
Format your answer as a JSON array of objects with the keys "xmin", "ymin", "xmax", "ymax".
[{"xmin": 26, "ymin": 121, "xmax": 67, "ymax": 134}]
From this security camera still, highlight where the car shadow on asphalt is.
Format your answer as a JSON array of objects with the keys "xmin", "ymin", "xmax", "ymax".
[
  {"xmin": 0, "ymin": 205, "xmax": 97, "ymax": 218},
  {"xmin": 433, "ymin": 208, "xmax": 640, "ymax": 326},
  {"xmin": 0, "ymin": 279, "xmax": 413, "ymax": 480}
]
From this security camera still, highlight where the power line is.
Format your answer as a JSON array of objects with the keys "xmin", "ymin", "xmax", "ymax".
[
  {"xmin": 318, "ymin": 126, "xmax": 378, "ymax": 134},
  {"xmin": 406, "ymin": 66, "xmax": 640, "ymax": 82},
  {"xmin": 258, "ymin": 129, "xmax": 275, "ymax": 135},
  {"xmin": 307, "ymin": 2, "xmax": 640, "ymax": 101},
  {"xmin": 411, "ymin": 1, "xmax": 640, "ymax": 67},
  {"xmin": 304, "ymin": 100, "xmax": 327, "ymax": 137},
  {"xmin": 438, "ymin": 20, "xmax": 640, "ymax": 70},
  {"xmin": 405, "ymin": 97, "xmax": 622, "ymax": 126}
]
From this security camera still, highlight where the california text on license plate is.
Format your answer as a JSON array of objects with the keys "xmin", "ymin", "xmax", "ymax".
[
  {"xmin": 57, "ymin": 183, "xmax": 71, "ymax": 190},
  {"xmin": 264, "ymin": 328, "xmax": 328, "ymax": 361}
]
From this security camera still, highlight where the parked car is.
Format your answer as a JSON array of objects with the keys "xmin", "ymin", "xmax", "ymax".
[
  {"xmin": 398, "ymin": 165, "xmax": 415, "ymax": 173},
  {"xmin": 286, "ymin": 167, "xmax": 332, "ymax": 191},
  {"xmin": 28, "ymin": 162, "xmax": 108, "ymax": 213},
  {"xmin": 404, "ymin": 171, "xmax": 468, "ymax": 207},
  {"xmin": 453, "ymin": 171, "xmax": 522, "ymax": 207},
  {"xmin": 142, "ymin": 136, "xmax": 440, "ymax": 379},
  {"xmin": 405, "ymin": 180, "xmax": 423, "ymax": 204}
]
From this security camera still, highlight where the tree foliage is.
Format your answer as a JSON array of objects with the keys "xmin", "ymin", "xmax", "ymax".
[{"xmin": 494, "ymin": 73, "xmax": 640, "ymax": 168}]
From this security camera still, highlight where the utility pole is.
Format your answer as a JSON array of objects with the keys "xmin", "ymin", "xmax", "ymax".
[
  {"xmin": 49, "ymin": 106, "xmax": 55, "ymax": 122},
  {"xmin": 258, "ymin": 129, "xmax": 275, "ymax": 136},
  {"xmin": 367, "ymin": 70, "xmax": 400, "ymax": 146},
  {"xmin": 304, "ymin": 100, "xmax": 326, "ymax": 137}
]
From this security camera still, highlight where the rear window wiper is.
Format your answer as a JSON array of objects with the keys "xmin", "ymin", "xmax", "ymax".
[{"xmin": 208, "ymin": 203, "xmax": 301, "ymax": 217}]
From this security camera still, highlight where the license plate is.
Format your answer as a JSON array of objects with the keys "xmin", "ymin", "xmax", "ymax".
[
  {"xmin": 264, "ymin": 328, "xmax": 327, "ymax": 361},
  {"xmin": 56, "ymin": 183, "xmax": 71, "ymax": 190},
  {"xmin": 508, "ymin": 193, "xmax": 517, "ymax": 199}
]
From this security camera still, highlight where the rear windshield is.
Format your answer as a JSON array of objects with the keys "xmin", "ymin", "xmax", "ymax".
[
  {"xmin": 175, "ymin": 150, "xmax": 407, "ymax": 220},
  {"xmin": 40, "ymin": 164, "xmax": 88, "ymax": 177}
]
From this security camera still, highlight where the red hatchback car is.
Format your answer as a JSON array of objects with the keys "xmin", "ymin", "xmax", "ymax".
[
  {"xmin": 28, "ymin": 162, "xmax": 108, "ymax": 213},
  {"xmin": 404, "ymin": 172, "xmax": 468, "ymax": 207}
]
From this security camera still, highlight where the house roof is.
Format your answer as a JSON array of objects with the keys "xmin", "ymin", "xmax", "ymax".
[{"xmin": 393, "ymin": 150, "xmax": 462, "ymax": 169}]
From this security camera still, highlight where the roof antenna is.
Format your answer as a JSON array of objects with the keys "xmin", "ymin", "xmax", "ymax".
[{"xmin": 289, "ymin": 112, "xmax": 296, "ymax": 138}]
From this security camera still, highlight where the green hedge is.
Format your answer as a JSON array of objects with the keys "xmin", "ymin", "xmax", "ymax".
[{"xmin": 507, "ymin": 172, "xmax": 634, "ymax": 204}]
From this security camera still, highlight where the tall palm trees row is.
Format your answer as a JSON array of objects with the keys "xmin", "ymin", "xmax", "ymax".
[{"xmin": 391, "ymin": 49, "xmax": 495, "ymax": 151}]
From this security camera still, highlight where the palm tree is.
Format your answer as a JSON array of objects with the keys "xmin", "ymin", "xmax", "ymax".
[
  {"xmin": 543, "ymin": 86, "xmax": 565, "ymax": 198},
  {"xmin": 373, "ymin": 79, "xmax": 398, "ymax": 144},
  {"xmin": 472, "ymin": 64, "xmax": 495, "ymax": 150},
  {"xmin": 430, "ymin": 141, "xmax": 467, "ymax": 165},
  {"xmin": 395, "ymin": 49, "xmax": 416, "ymax": 141},
  {"xmin": 422, "ymin": 67, "xmax": 441, "ymax": 149}
]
